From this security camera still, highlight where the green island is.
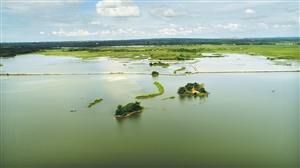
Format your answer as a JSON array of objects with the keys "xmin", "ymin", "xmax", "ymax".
[
  {"xmin": 174, "ymin": 66, "xmax": 186, "ymax": 74},
  {"xmin": 114, "ymin": 101, "xmax": 144, "ymax": 117},
  {"xmin": 177, "ymin": 82, "xmax": 209, "ymax": 97},
  {"xmin": 136, "ymin": 81, "xmax": 164, "ymax": 99},
  {"xmin": 149, "ymin": 62, "xmax": 170, "ymax": 68},
  {"xmin": 0, "ymin": 63, "xmax": 3, "ymax": 67},
  {"xmin": 151, "ymin": 71, "xmax": 159, "ymax": 76},
  {"xmin": 87, "ymin": 98, "xmax": 103, "ymax": 108},
  {"xmin": 162, "ymin": 96, "xmax": 175, "ymax": 100}
]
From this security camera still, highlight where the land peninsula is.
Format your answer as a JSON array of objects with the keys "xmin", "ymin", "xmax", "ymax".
[
  {"xmin": 136, "ymin": 81, "xmax": 164, "ymax": 99},
  {"xmin": 178, "ymin": 82, "xmax": 209, "ymax": 97},
  {"xmin": 114, "ymin": 101, "xmax": 144, "ymax": 117}
]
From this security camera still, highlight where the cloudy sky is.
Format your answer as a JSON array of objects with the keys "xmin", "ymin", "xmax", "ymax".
[{"xmin": 1, "ymin": 0, "xmax": 299, "ymax": 42}]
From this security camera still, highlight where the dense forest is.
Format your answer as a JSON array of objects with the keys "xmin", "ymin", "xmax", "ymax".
[{"xmin": 1, "ymin": 37, "xmax": 299, "ymax": 57}]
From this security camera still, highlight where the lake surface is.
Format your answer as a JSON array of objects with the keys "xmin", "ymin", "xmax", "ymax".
[
  {"xmin": 1, "ymin": 54, "xmax": 299, "ymax": 167},
  {"xmin": 0, "ymin": 54, "xmax": 299, "ymax": 74}
]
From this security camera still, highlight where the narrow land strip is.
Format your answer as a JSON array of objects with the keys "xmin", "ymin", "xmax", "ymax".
[{"xmin": 1, "ymin": 70, "xmax": 299, "ymax": 76}]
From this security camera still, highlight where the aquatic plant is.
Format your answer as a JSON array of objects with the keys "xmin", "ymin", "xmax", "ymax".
[
  {"xmin": 162, "ymin": 96, "xmax": 175, "ymax": 100},
  {"xmin": 87, "ymin": 98, "xmax": 103, "ymax": 108}
]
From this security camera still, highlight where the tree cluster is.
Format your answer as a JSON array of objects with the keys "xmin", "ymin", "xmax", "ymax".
[
  {"xmin": 151, "ymin": 71, "xmax": 159, "ymax": 76},
  {"xmin": 115, "ymin": 101, "xmax": 143, "ymax": 117},
  {"xmin": 149, "ymin": 61, "xmax": 169, "ymax": 68},
  {"xmin": 177, "ymin": 82, "xmax": 208, "ymax": 96}
]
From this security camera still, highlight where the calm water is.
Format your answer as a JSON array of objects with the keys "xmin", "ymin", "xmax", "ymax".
[{"xmin": 1, "ymin": 55, "xmax": 299, "ymax": 167}]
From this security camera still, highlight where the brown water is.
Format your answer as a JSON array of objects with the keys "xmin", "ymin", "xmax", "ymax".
[{"xmin": 1, "ymin": 72, "xmax": 299, "ymax": 167}]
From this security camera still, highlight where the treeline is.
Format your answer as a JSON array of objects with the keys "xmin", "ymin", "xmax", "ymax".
[{"xmin": 1, "ymin": 37, "xmax": 299, "ymax": 57}]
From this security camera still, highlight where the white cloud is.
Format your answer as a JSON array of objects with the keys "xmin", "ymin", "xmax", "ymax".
[
  {"xmin": 52, "ymin": 28, "xmax": 98, "ymax": 37},
  {"xmin": 169, "ymin": 23, "xmax": 177, "ymax": 28},
  {"xmin": 89, "ymin": 20, "xmax": 108, "ymax": 27},
  {"xmin": 149, "ymin": 7, "xmax": 186, "ymax": 18},
  {"xmin": 3, "ymin": 0, "xmax": 80, "ymax": 16},
  {"xmin": 273, "ymin": 24, "xmax": 294, "ymax": 29},
  {"xmin": 193, "ymin": 24, "xmax": 206, "ymax": 33},
  {"xmin": 159, "ymin": 28, "xmax": 177, "ymax": 35},
  {"xmin": 39, "ymin": 31, "xmax": 45, "ymax": 35},
  {"xmin": 257, "ymin": 22, "xmax": 268, "ymax": 29},
  {"xmin": 215, "ymin": 23, "xmax": 242, "ymax": 31},
  {"xmin": 96, "ymin": 0, "xmax": 140, "ymax": 17},
  {"xmin": 245, "ymin": 9, "xmax": 256, "ymax": 14},
  {"xmin": 163, "ymin": 8, "xmax": 186, "ymax": 18},
  {"xmin": 100, "ymin": 30, "xmax": 110, "ymax": 35}
]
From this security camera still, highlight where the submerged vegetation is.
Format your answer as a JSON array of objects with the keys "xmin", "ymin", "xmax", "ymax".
[
  {"xmin": 114, "ymin": 101, "xmax": 144, "ymax": 117},
  {"xmin": 174, "ymin": 66, "xmax": 186, "ymax": 74},
  {"xmin": 162, "ymin": 96, "xmax": 175, "ymax": 100},
  {"xmin": 87, "ymin": 98, "xmax": 103, "ymax": 108},
  {"xmin": 178, "ymin": 82, "xmax": 209, "ymax": 97},
  {"xmin": 136, "ymin": 81, "xmax": 164, "ymax": 99}
]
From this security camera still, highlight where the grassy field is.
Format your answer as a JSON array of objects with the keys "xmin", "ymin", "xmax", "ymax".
[{"xmin": 34, "ymin": 45, "xmax": 299, "ymax": 60}]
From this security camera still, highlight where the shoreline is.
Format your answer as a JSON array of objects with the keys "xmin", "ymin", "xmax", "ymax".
[{"xmin": 1, "ymin": 70, "xmax": 299, "ymax": 76}]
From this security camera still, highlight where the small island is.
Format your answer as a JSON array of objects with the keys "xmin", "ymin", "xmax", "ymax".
[
  {"xmin": 177, "ymin": 82, "xmax": 209, "ymax": 97},
  {"xmin": 114, "ymin": 101, "xmax": 144, "ymax": 117},
  {"xmin": 87, "ymin": 98, "xmax": 103, "ymax": 108},
  {"xmin": 149, "ymin": 61, "xmax": 169, "ymax": 68},
  {"xmin": 174, "ymin": 66, "xmax": 186, "ymax": 74},
  {"xmin": 151, "ymin": 71, "xmax": 159, "ymax": 76}
]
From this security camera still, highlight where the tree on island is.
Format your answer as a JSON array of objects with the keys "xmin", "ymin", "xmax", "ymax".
[
  {"xmin": 151, "ymin": 71, "xmax": 159, "ymax": 76},
  {"xmin": 177, "ymin": 82, "xmax": 208, "ymax": 97},
  {"xmin": 177, "ymin": 87, "xmax": 186, "ymax": 94},
  {"xmin": 115, "ymin": 101, "xmax": 143, "ymax": 117}
]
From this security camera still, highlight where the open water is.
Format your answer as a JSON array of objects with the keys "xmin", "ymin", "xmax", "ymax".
[{"xmin": 1, "ymin": 54, "xmax": 299, "ymax": 167}]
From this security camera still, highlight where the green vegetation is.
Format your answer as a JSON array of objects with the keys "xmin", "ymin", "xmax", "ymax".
[
  {"xmin": 149, "ymin": 61, "xmax": 170, "ymax": 68},
  {"xmin": 151, "ymin": 71, "xmax": 159, "ymax": 76},
  {"xmin": 162, "ymin": 96, "xmax": 175, "ymax": 100},
  {"xmin": 0, "ymin": 63, "xmax": 3, "ymax": 67},
  {"xmin": 114, "ymin": 101, "xmax": 144, "ymax": 117},
  {"xmin": 87, "ymin": 98, "xmax": 103, "ymax": 108},
  {"xmin": 174, "ymin": 66, "xmax": 186, "ymax": 74},
  {"xmin": 29, "ymin": 44, "xmax": 299, "ymax": 60},
  {"xmin": 178, "ymin": 82, "xmax": 209, "ymax": 97},
  {"xmin": 136, "ymin": 81, "xmax": 164, "ymax": 99},
  {"xmin": 1, "ymin": 38, "xmax": 299, "ymax": 59}
]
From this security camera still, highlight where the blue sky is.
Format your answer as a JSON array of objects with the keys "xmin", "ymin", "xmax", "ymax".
[{"xmin": 1, "ymin": 0, "xmax": 299, "ymax": 42}]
